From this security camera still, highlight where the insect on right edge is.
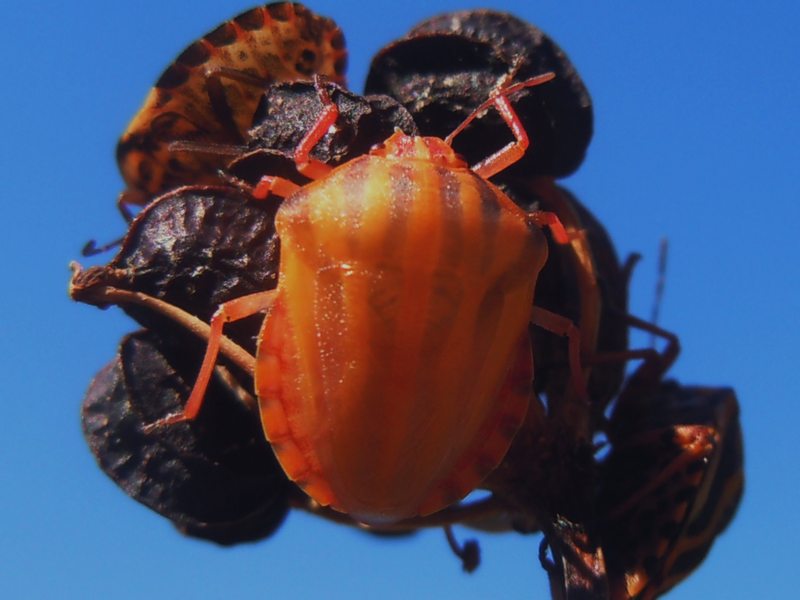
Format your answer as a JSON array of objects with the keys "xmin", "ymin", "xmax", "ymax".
[
  {"xmin": 146, "ymin": 73, "xmax": 591, "ymax": 526},
  {"xmin": 600, "ymin": 378, "xmax": 744, "ymax": 599}
]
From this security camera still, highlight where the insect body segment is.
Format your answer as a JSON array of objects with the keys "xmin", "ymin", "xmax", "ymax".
[
  {"xmin": 261, "ymin": 137, "xmax": 549, "ymax": 522},
  {"xmin": 117, "ymin": 2, "xmax": 347, "ymax": 204}
]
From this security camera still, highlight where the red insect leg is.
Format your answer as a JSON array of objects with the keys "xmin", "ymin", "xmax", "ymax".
[
  {"xmin": 293, "ymin": 77, "xmax": 339, "ymax": 179},
  {"xmin": 144, "ymin": 290, "xmax": 276, "ymax": 431},
  {"xmin": 531, "ymin": 306, "xmax": 588, "ymax": 401},
  {"xmin": 445, "ymin": 72, "xmax": 555, "ymax": 179},
  {"xmin": 252, "ymin": 77, "xmax": 339, "ymax": 198},
  {"xmin": 252, "ymin": 176, "xmax": 302, "ymax": 200}
]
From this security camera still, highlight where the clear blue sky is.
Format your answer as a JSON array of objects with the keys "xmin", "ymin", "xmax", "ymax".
[{"xmin": 2, "ymin": 1, "xmax": 798, "ymax": 598}]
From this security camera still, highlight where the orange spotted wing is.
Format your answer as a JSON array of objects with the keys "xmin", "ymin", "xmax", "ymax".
[{"xmin": 117, "ymin": 2, "xmax": 347, "ymax": 205}]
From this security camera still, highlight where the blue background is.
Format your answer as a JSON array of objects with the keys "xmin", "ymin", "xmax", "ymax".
[{"xmin": 2, "ymin": 1, "xmax": 797, "ymax": 598}]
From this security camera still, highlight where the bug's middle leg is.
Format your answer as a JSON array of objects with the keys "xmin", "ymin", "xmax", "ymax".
[
  {"xmin": 145, "ymin": 290, "xmax": 277, "ymax": 431},
  {"xmin": 530, "ymin": 305, "xmax": 588, "ymax": 401}
]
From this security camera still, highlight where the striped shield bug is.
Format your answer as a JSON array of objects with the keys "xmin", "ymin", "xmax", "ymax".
[
  {"xmin": 141, "ymin": 74, "xmax": 591, "ymax": 525},
  {"xmin": 116, "ymin": 2, "xmax": 347, "ymax": 210}
]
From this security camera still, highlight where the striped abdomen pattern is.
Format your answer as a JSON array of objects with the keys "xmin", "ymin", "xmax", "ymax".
[{"xmin": 255, "ymin": 138, "xmax": 549, "ymax": 524}]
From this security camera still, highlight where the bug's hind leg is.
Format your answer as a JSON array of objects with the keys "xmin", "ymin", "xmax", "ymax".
[{"xmin": 531, "ymin": 306, "xmax": 588, "ymax": 401}]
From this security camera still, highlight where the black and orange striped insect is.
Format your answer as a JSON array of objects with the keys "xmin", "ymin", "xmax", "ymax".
[
  {"xmin": 599, "ymin": 379, "xmax": 744, "ymax": 600},
  {"xmin": 116, "ymin": 2, "xmax": 347, "ymax": 210},
  {"xmin": 144, "ymin": 74, "xmax": 592, "ymax": 525}
]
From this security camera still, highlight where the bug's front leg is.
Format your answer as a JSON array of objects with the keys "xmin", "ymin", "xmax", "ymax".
[
  {"xmin": 251, "ymin": 77, "xmax": 341, "ymax": 200},
  {"xmin": 144, "ymin": 290, "xmax": 277, "ymax": 432},
  {"xmin": 292, "ymin": 76, "xmax": 339, "ymax": 179},
  {"xmin": 252, "ymin": 175, "xmax": 303, "ymax": 200}
]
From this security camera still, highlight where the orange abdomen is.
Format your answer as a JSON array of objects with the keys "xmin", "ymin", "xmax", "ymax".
[{"xmin": 256, "ymin": 151, "xmax": 548, "ymax": 524}]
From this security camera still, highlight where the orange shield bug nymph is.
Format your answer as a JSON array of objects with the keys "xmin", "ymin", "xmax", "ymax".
[
  {"xmin": 116, "ymin": 2, "xmax": 347, "ymax": 209},
  {"xmin": 147, "ymin": 74, "xmax": 588, "ymax": 525}
]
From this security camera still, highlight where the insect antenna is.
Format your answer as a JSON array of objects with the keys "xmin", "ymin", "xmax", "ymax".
[
  {"xmin": 167, "ymin": 139, "xmax": 248, "ymax": 156},
  {"xmin": 649, "ymin": 238, "xmax": 669, "ymax": 346}
]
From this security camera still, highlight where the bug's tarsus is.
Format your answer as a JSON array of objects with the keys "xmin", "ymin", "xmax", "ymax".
[
  {"xmin": 114, "ymin": 188, "xmax": 147, "ymax": 224},
  {"xmin": 493, "ymin": 55, "xmax": 526, "ymax": 93},
  {"xmin": 81, "ymin": 235, "xmax": 125, "ymax": 257},
  {"xmin": 252, "ymin": 175, "xmax": 302, "ymax": 200},
  {"xmin": 215, "ymin": 168, "xmax": 297, "ymax": 202},
  {"xmin": 293, "ymin": 75, "xmax": 338, "ymax": 179},
  {"xmin": 142, "ymin": 411, "xmax": 189, "ymax": 434},
  {"xmin": 443, "ymin": 525, "xmax": 481, "ymax": 573},
  {"xmin": 528, "ymin": 211, "xmax": 571, "ymax": 245}
]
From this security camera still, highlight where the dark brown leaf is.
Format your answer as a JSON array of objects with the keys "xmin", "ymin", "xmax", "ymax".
[{"xmin": 365, "ymin": 10, "xmax": 592, "ymax": 178}]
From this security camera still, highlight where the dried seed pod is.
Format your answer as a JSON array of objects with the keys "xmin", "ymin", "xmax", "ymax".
[
  {"xmin": 81, "ymin": 331, "xmax": 290, "ymax": 545},
  {"xmin": 110, "ymin": 186, "xmax": 279, "ymax": 341},
  {"xmin": 365, "ymin": 10, "xmax": 592, "ymax": 178},
  {"xmin": 230, "ymin": 81, "xmax": 418, "ymax": 186}
]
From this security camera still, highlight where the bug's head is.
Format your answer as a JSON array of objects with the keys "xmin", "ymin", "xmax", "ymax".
[{"xmin": 370, "ymin": 130, "xmax": 469, "ymax": 170}]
